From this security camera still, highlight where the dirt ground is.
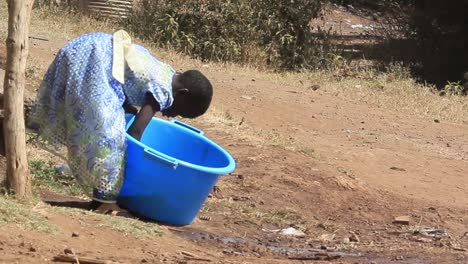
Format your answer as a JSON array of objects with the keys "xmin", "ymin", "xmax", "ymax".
[{"xmin": 0, "ymin": 4, "xmax": 467, "ymax": 264}]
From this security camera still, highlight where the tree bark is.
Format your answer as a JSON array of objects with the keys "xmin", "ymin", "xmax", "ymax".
[{"xmin": 3, "ymin": 0, "xmax": 35, "ymax": 200}]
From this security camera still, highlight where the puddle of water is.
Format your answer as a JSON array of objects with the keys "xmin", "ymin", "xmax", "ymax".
[
  {"xmin": 172, "ymin": 228, "xmax": 359, "ymax": 259},
  {"xmin": 171, "ymin": 228, "xmax": 434, "ymax": 263}
]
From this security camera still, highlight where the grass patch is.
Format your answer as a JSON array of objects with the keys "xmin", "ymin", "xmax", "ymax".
[
  {"xmin": 29, "ymin": 159, "xmax": 83, "ymax": 196},
  {"xmin": 51, "ymin": 206, "xmax": 163, "ymax": 239},
  {"xmin": 102, "ymin": 217, "xmax": 163, "ymax": 238},
  {"xmin": 202, "ymin": 198, "xmax": 299, "ymax": 226},
  {"xmin": 200, "ymin": 109, "xmax": 293, "ymax": 149},
  {"xmin": 0, "ymin": 196, "xmax": 57, "ymax": 233},
  {"xmin": 299, "ymin": 147, "xmax": 315, "ymax": 157}
]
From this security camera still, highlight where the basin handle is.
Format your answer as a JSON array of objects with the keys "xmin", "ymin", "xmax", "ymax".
[
  {"xmin": 144, "ymin": 148, "xmax": 178, "ymax": 169},
  {"xmin": 172, "ymin": 120, "xmax": 204, "ymax": 135}
]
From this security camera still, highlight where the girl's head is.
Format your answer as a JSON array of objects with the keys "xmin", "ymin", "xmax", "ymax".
[{"xmin": 162, "ymin": 70, "xmax": 213, "ymax": 118}]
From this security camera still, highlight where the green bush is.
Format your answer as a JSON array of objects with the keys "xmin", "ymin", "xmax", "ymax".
[
  {"xmin": 124, "ymin": 0, "xmax": 329, "ymax": 70},
  {"xmin": 253, "ymin": 0, "xmax": 328, "ymax": 69}
]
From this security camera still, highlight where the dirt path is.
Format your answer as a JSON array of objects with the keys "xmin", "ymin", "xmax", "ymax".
[{"xmin": 205, "ymin": 75, "xmax": 468, "ymax": 208}]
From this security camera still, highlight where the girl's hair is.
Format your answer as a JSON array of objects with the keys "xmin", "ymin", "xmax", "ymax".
[{"xmin": 179, "ymin": 70, "xmax": 213, "ymax": 118}]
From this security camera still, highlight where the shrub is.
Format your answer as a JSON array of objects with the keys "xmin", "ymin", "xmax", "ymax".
[{"xmin": 124, "ymin": 0, "xmax": 328, "ymax": 70}]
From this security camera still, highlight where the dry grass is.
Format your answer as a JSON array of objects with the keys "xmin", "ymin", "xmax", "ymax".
[
  {"xmin": 199, "ymin": 109, "xmax": 292, "ymax": 149},
  {"xmin": 50, "ymin": 205, "xmax": 163, "ymax": 238},
  {"xmin": 0, "ymin": 196, "xmax": 57, "ymax": 233},
  {"xmin": 200, "ymin": 198, "xmax": 300, "ymax": 226},
  {"xmin": 321, "ymin": 71, "xmax": 468, "ymax": 124},
  {"xmin": 202, "ymin": 65, "xmax": 468, "ymax": 124}
]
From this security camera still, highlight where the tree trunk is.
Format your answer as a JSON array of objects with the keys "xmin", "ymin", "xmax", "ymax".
[{"xmin": 3, "ymin": 0, "xmax": 35, "ymax": 200}]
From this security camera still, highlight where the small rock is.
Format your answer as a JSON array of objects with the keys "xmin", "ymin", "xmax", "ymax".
[
  {"xmin": 436, "ymin": 241, "xmax": 445, "ymax": 247},
  {"xmin": 241, "ymin": 95, "xmax": 253, "ymax": 100},
  {"xmin": 317, "ymin": 223, "xmax": 327, "ymax": 230},
  {"xmin": 279, "ymin": 227, "xmax": 306, "ymax": 238},
  {"xmin": 29, "ymin": 246, "xmax": 37, "ymax": 252},
  {"xmin": 452, "ymin": 246, "xmax": 467, "ymax": 252},
  {"xmin": 349, "ymin": 233, "xmax": 360, "ymax": 242},
  {"xmin": 64, "ymin": 248, "xmax": 73, "ymax": 255},
  {"xmin": 309, "ymin": 84, "xmax": 320, "ymax": 91},
  {"xmin": 319, "ymin": 233, "xmax": 335, "ymax": 242},
  {"xmin": 390, "ymin": 166, "xmax": 406, "ymax": 172},
  {"xmin": 72, "ymin": 232, "xmax": 80, "ymax": 238},
  {"xmin": 419, "ymin": 237, "xmax": 433, "ymax": 243},
  {"xmin": 141, "ymin": 259, "xmax": 148, "ymax": 263},
  {"xmin": 434, "ymin": 119, "xmax": 440, "ymax": 123},
  {"xmin": 251, "ymin": 79, "xmax": 256, "ymax": 82},
  {"xmin": 342, "ymin": 237, "xmax": 350, "ymax": 244},
  {"xmin": 393, "ymin": 216, "xmax": 411, "ymax": 225}
]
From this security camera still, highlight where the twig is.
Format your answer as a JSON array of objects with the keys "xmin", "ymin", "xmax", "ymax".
[
  {"xmin": 52, "ymin": 254, "xmax": 110, "ymax": 264},
  {"xmin": 288, "ymin": 253, "xmax": 342, "ymax": 261},
  {"xmin": 288, "ymin": 256, "xmax": 320, "ymax": 260},
  {"xmin": 180, "ymin": 251, "xmax": 212, "ymax": 262},
  {"xmin": 29, "ymin": 35, "xmax": 49, "ymax": 41},
  {"xmin": 72, "ymin": 249, "xmax": 80, "ymax": 264},
  {"xmin": 181, "ymin": 251, "xmax": 197, "ymax": 257},
  {"xmin": 167, "ymin": 227, "xmax": 185, "ymax": 233},
  {"xmin": 183, "ymin": 256, "xmax": 212, "ymax": 262}
]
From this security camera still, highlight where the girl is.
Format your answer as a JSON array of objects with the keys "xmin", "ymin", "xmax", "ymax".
[{"xmin": 29, "ymin": 30, "xmax": 213, "ymax": 214}]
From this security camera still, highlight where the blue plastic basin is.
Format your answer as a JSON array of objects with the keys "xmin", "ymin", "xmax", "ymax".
[{"xmin": 117, "ymin": 114, "xmax": 236, "ymax": 225}]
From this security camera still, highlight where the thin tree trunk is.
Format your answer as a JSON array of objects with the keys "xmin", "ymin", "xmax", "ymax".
[{"xmin": 3, "ymin": 0, "xmax": 35, "ymax": 200}]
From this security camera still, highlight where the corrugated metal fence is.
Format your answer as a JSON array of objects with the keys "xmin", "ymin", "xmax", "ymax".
[{"xmin": 84, "ymin": 0, "xmax": 133, "ymax": 19}]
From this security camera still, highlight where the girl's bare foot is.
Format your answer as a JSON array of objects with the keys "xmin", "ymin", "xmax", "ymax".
[{"xmin": 89, "ymin": 200, "xmax": 134, "ymax": 218}]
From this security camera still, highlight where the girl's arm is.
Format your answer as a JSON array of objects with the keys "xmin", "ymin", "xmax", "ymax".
[
  {"xmin": 123, "ymin": 98, "xmax": 139, "ymax": 115},
  {"xmin": 127, "ymin": 93, "xmax": 160, "ymax": 141}
]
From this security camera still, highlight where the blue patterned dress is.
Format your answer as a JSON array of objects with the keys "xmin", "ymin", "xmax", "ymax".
[{"xmin": 29, "ymin": 32, "xmax": 175, "ymax": 202}]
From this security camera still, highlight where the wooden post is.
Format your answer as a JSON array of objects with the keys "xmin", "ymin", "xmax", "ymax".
[{"xmin": 3, "ymin": 0, "xmax": 35, "ymax": 200}]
